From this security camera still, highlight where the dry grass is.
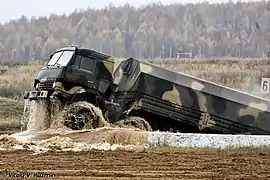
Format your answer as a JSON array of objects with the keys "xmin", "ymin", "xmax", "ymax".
[
  {"xmin": 151, "ymin": 58, "xmax": 270, "ymax": 96},
  {"xmin": 0, "ymin": 58, "xmax": 270, "ymax": 101},
  {"xmin": 0, "ymin": 60, "xmax": 44, "ymax": 101}
]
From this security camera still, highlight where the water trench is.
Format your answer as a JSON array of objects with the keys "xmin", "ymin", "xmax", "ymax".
[{"xmin": 0, "ymin": 99, "xmax": 150, "ymax": 153}]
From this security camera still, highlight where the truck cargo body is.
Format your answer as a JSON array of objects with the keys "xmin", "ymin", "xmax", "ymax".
[{"xmin": 111, "ymin": 58, "xmax": 270, "ymax": 134}]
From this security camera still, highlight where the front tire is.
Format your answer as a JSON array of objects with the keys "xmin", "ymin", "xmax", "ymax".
[{"xmin": 63, "ymin": 101, "xmax": 108, "ymax": 130}]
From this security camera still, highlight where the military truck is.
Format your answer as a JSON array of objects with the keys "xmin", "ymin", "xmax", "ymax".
[{"xmin": 23, "ymin": 46, "xmax": 270, "ymax": 134}]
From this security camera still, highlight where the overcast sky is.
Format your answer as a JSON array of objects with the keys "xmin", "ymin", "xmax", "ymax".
[{"xmin": 0, "ymin": 0, "xmax": 261, "ymax": 23}]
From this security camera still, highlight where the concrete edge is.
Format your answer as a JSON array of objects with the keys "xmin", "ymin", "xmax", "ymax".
[{"xmin": 147, "ymin": 132, "xmax": 270, "ymax": 148}]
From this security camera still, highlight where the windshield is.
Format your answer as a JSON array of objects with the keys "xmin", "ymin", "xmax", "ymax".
[{"xmin": 47, "ymin": 51, "xmax": 74, "ymax": 66}]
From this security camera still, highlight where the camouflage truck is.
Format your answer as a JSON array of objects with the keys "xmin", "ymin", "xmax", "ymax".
[
  {"xmin": 23, "ymin": 46, "xmax": 116, "ymax": 130},
  {"xmin": 23, "ymin": 46, "xmax": 270, "ymax": 134}
]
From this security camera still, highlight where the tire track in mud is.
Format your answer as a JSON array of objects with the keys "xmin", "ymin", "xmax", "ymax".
[{"xmin": 1, "ymin": 150, "xmax": 270, "ymax": 179}]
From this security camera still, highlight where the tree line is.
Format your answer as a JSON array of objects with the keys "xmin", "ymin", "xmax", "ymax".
[{"xmin": 1, "ymin": 1, "xmax": 270, "ymax": 61}]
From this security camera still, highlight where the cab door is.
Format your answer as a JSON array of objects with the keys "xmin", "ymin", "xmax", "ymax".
[
  {"xmin": 77, "ymin": 55, "xmax": 97, "ymax": 89},
  {"xmin": 65, "ymin": 54, "xmax": 97, "ymax": 89}
]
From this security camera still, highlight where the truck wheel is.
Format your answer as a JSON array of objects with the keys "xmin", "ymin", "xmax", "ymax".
[
  {"xmin": 63, "ymin": 101, "xmax": 108, "ymax": 130},
  {"xmin": 115, "ymin": 116, "xmax": 153, "ymax": 131}
]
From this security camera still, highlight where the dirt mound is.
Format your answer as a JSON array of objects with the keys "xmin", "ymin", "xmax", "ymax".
[
  {"xmin": 64, "ymin": 127, "xmax": 148, "ymax": 145},
  {"xmin": 8, "ymin": 127, "xmax": 149, "ymax": 153},
  {"xmin": 0, "ymin": 135, "xmax": 21, "ymax": 149},
  {"xmin": 38, "ymin": 136, "xmax": 74, "ymax": 150},
  {"xmin": 13, "ymin": 127, "xmax": 149, "ymax": 146}
]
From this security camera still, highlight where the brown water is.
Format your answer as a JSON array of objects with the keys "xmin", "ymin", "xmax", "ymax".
[{"xmin": 2, "ymin": 99, "xmax": 149, "ymax": 153}]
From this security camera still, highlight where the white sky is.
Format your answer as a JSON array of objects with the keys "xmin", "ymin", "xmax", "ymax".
[{"xmin": 0, "ymin": 0, "xmax": 262, "ymax": 23}]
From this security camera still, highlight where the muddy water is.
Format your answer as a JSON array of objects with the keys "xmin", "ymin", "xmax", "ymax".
[{"xmin": 1, "ymin": 100, "xmax": 149, "ymax": 153}]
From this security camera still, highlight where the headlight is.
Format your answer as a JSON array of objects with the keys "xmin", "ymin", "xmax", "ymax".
[
  {"xmin": 52, "ymin": 81, "xmax": 62, "ymax": 89},
  {"xmin": 35, "ymin": 83, "xmax": 39, "ymax": 89}
]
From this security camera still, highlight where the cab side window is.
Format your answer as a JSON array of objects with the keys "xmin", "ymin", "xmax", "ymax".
[
  {"xmin": 79, "ymin": 56, "xmax": 95, "ymax": 72},
  {"xmin": 70, "ymin": 55, "xmax": 81, "ymax": 68}
]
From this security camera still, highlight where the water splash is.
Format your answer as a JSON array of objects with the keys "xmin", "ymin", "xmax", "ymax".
[{"xmin": 8, "ymin": 99, "xmax": 149, "ymax": 153}]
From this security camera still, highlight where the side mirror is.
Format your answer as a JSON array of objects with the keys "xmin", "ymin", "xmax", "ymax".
[{"xmin": 49, "ymin": 54, "xmax": 53, "ymax": 60}]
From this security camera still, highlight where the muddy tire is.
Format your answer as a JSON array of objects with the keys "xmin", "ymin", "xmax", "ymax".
[
  {"xmin": 115, "ymin": 116, "xmax": 153, "ymax": 131},
  {"xmin": 63, "ymin": 101, "xmax": 108, "ymax": 130}
]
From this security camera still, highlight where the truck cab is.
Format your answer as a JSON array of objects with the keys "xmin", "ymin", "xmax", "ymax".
[{"xmin": 24, "ymin": 46, "xmax": 115, "ymax": 105}]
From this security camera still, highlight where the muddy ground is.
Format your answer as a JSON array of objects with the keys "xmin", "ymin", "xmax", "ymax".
[
  {"xmin": 1, "ymin": 99, "xmax": 270, "ymax": 179},
  {"xmin": 1, "ymin": 149, "xmax": 270, "ymax": 180}
]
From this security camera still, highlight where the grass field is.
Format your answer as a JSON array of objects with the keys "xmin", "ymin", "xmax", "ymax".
[
  {"xmin": 0, "ymin": 60, "xmax": 44, "ymax": 101},
  {"xmin": 0, "ymin": 96, "xmax": 24, "ymax": 133},
  {"xmin": 1, "ymin": 58, "xmax": 270, "ymax": 101}
]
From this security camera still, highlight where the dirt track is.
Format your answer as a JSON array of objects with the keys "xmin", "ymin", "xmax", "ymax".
[{"xmin": 1, "ymin": 149, "xmax": 270, "ymax": 179}]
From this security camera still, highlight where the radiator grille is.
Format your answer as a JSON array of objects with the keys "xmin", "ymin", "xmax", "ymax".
[{"xmin": 39, "ymin": 81, "xmax": 54, "ymax": 90}]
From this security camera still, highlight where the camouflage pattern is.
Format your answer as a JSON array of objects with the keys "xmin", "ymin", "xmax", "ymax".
[
  {"xmin": 24, "ymin": 46, "xmax": 270, "ymax": 134},
  {"xmin": 112, "ymin": 57, "xmax": 270, "ymax": 134}
]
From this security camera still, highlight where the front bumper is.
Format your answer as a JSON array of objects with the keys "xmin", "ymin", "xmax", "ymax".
[{"xmin": 24, "ymin": 90, "xmax": 49, "ymax": 100}]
